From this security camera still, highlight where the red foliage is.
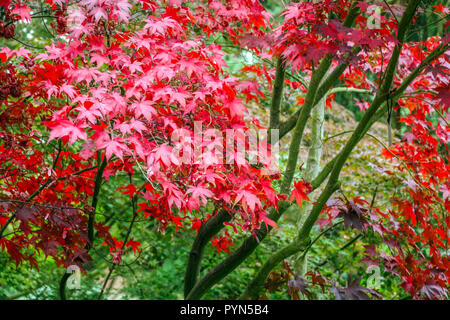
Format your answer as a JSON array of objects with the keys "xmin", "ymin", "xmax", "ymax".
[{"xmin": 0, "ymin": 0, "xmax": 448, "ymax": 299}]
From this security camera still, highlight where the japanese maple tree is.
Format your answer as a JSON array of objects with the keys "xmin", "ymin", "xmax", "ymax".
[{"xmin": 0, "ymin": 0, "xmax": 448, "ymax": 300}]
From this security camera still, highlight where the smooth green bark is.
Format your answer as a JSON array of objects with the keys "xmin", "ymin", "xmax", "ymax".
[{"xmin": 184, "ymin": 209, "xmax": 231, "ymax": 298}]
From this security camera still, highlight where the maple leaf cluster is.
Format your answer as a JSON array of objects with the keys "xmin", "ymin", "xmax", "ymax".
[
  {"xmin": 273, "ymin": 0, "xmax": 397, "ymax": 70},
  {"xmin": 267, "ymin": 261, "xmax": 381, "ymax": 300},
  {"xmin": 290, "ymin": 179, "xmax": 312, "ymax": 208}
]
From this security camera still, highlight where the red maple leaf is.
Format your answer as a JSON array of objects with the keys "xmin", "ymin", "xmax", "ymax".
[
  {"xmin": 125, "ymin": 237, "xmax": 141, "ymax": 254},
  {"xmin": 117, "ymin": 184, "xmax": 138, "ymax": 199},
  {"xmin": 435, "ymin": 85, "xmax": 450, "ymax": 108},
  {"xmin": 0, "ymin": 0, "xmax": 10, "ymax": 9},
  {"xmin": 290, "ymin": 180, "xmax": 312, "ymax": 207}
]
